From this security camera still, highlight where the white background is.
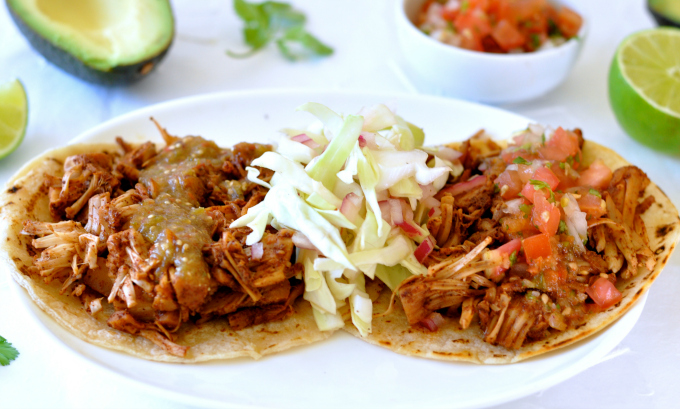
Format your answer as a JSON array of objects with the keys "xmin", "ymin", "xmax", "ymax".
[{"xmin": 2, "ymin": 0, "xmax": 679, "ymax": 408}]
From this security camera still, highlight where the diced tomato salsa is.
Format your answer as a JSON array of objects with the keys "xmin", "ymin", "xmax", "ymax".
[{"xmin": 418, "ymin": 0, "xmax": 583, "ymax": 53}]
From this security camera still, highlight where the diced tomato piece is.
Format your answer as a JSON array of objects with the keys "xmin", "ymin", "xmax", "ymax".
[
  {"xmin": 532, "ymin": 193, "xmax": 561, "ymax": 236},
  {"xmin": 441, "ymin": 6, "xmax": 458, "ymax": 21},
  {"xmin": 577, "ymin": 193, "xmax": 606, "ymax": 219},
  {"xmin": 468, "ymin": 0, "xmax": 490, "ymax": 10},
  {"xmin": 534, "ymin": 165, "xmax": 560, "ymax": 189},
  {"xmin": 555, "ymin": 6, "xmax": 583, "ymax": 38},
  {"xmin": 459, "ymin": 29, "xmax": 484, "ymax": 51},
  {"xmin": 538, "ymin": 127, "xmax": 580, "ymax": 161},
  {"xmin": 504, "ymin": 0, "xmax": 547, "ymax": 22},
  {"xmin": 491, "ymin": 19, "xmax": 525, "ymax": 51},
  {"xmin": 496, "ymin": 238, "xmax": 522, "ymax": 256},
  {"xmin": 522, "ymin": 233, "xmax": 552, "ymax": 262},
  {"xmin": 455, "ymin": 8, "xmax": 492, "ymax": 38},
  {"xmin": 501, "ymin": 149, "xmax": 538, "ymax": 164},
  {"xmin": 549, "ymin": 162, "xmax": 578, "ymax": 189},
  {"xmin": 586, "ymin": 277, "xmax": 622, "ymax": 309},
  {"xmin": 550, "ymin": 127, "xmax": 580, "ymax": 154},
  {"xmin": 577, "ymin": 159, "xmax": 613, "ymax": 189},
  {"xmin": 520, "ymin": 166, "xmax": 559, "ymax": 202}
]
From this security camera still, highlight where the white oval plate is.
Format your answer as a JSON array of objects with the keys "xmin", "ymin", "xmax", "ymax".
[{"xmin": 12, "ymin": 90, "xmax": 645, "ymax": 409}]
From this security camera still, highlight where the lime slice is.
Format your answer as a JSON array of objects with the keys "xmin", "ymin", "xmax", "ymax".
[
  {"xmin": 0, "ymin": 79, "xmax": 28, "ymax": 159},
  {"xmin": 608, "ymin": 28, "xmax": 680, "ymax": 153}
]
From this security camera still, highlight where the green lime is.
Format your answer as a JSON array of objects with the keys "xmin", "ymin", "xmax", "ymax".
[
  {"xmin": 608, "ymin": 28, "xmax": 680, "ymax": 153},
  {"xmin": 0, "ymin": 79, "xmax": 28, "ymax": 159}
]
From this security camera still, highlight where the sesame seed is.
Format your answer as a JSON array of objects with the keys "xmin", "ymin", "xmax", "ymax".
[
  {"xmin": 600, "ymin": 273, "xmax": 609, "ymax": 279},
  {"xmin": 182, "ymin": 244, "xmax": 189, "ymax": 251},
  {"xmin": 147, "ymin": 215, "xmax": 154, "ymax": 219},
  {"xmin": 164, "ymin": 170, "xmax": 170, "ymax": 174},
  {"xmin": 562, "ymin": 307, "xmax": 572, "ymax": 315},
  {"xmin": 164, "ymin": 201, "xmax": 170, "ymax": 204},
  {"xmin": 182, "ymin": 257, "xmax": 188, "ymax": 262},
  {"xmin": 176, "ymin": 240, "xmax": 183, "ymax": 246},
  {"xmin": 541, "ymin": 294, "xmax": 549, "ymax": 304},
  {"xmin": 579, "ymin": 270, "xmax": 589, "ymax": 275}
]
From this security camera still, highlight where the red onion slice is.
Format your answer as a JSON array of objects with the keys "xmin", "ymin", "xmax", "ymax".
[
  {"xmin": 414, "ymin": 235, "xmax": 435, "ymax": 263},
  {"xmin": 340, "ymin": 193, "xmax": 362, "ymax": 223},
  {"xmin": 291, "ymin": 133, "xmax": 320, "ymax": 149},
  {"xmin": 397, "ymin": 220, "xmax": 421, "ymax": 238},
  {"xmin": 251, "ymin": 242, "xmax": 264, "ymax": 260},
  {"xmin": 418, "ymin": 311, "xmax": 445, "ymax": 332},
  {"xmin": 439, "ymin": 175, "xmax": 487, "ymax": 196},
  {"xmin": 388, "ymin": 198, "xmax": 403, "ymax": 225},
  {"xmin": 292, "ymin": 232, "xmax": 317, "ymax": 251},
  {"xmin": 435, "ymin": 147, "xmax": 462, "ymax": 162},
  {"xmin": 358, "ymin": 132, "xmax": 378, "ymax": 149},
  {"xmin": 378, "ymin": 200, "xmax": 392, "ymax": 223}
]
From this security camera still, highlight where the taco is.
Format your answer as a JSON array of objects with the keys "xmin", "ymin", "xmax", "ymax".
[
  {"xmin": 0, "ymin": 128, "xmax": 331, "ymax": 362},
  {"xmin": 342, "ymin": 130, "xmax": 680, "ymax": 364}
]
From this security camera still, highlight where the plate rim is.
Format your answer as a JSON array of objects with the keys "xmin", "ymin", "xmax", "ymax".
[{"xmin": 9, "ymin": 88, "xmax": 647, "ymax": 409}]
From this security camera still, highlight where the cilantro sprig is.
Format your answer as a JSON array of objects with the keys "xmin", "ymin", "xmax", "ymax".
[
  {"xmin": 589, "ymin": 188, "xmax": 602, "ymax": 198},
  {"xmin": 0, "ymin": 336, "xmax": 19, "ymax": 366},
  {"xmin": 529, "ymin": 179, "xmax": 556, "ymax": 202},
  {"xmin": 229, "ymin": 0, "xmax": 333, "ymax": 61},
  {"xmin": 513, "ymin": 156, "xmax": 530, "ymax": 165}
]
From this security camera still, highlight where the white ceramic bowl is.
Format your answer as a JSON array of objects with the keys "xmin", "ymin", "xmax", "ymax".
[{"xmin": 395, "ymin": 0, "xmax": 588, "ymax": 104}]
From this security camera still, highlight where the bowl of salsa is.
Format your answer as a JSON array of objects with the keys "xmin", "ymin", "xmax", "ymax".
[{"xmin": 395, "ymin": 0, "xmax": 587, "ymax": 103}]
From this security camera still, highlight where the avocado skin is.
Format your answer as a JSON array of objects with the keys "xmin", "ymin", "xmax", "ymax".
[{"xmin": 6, "ymin": 1, "xmax": 173, "ymax": 86}]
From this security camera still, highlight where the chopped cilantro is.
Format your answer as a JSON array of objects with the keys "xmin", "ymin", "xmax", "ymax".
[
  {"xmin": 541, "ymin": 133, "xmax": 546, "ymax": 144},
  {"xmin": 529, "ymin": 179, "xmax": 551, "ymax": 190},
  {"xmin": 493, "ymin": 183, "xmax": 500, "ymax": 193},
  {"xmin": 566, "ymin": 156, "xmax": 574, "ymax": 166},
  {"xmin": 583, "ymin": 237, "xmax": 588, "ymax": 245},
  {"xmin": 558, "ymin": 220, "xmax": 568, "ymax": 234},
  {"xmin": 0, "ymin": 336, "xmax": 19, "ymax": 366},
  {"xmin": 589, "ymin": 188, "xmax": 602, "ymax": 198},
  {"xmin": 530, "ymin": 33, "xmax": 541, "ymax": 49},
  {"xmin": 509, "ymin": 251, "xmax": 517, "ymax": 266},
  {"xmin": 513, "ymin": 156, "xmax": 530, "ymax": 165},
  {"xmin": 559, "ymin": 162, "xmax": 566, "ymax": 170},
  {"xmin": 520, "ymin": 203, "xmax": 532, "ymax": 219}
]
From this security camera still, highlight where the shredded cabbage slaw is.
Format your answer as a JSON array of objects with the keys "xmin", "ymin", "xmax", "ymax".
[{"xmin": 230, "ymin": 103, "xmax": 461, "ymax": 335}]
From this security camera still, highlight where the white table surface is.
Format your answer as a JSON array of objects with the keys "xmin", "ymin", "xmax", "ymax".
[{"xmin": 2, "ymin": 0, "xmax": 679, "ymax": 408}]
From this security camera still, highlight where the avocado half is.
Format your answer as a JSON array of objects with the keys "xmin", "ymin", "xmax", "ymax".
[
  {"xmin": 6, "ymin": 0, "xmax": 174, "ymax": 85},
  {"xmin": 648, "ymin": 0, "xmax": 680, "ymax": 28}
]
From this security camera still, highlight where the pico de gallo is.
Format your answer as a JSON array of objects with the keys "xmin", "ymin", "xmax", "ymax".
[
  {"xmin": 395, "ymin": 125, "xmax": 656, "ymax": 349},
  {"xmin": 417, "ymin": 0, "xmax": 583, "ymax": 53}
]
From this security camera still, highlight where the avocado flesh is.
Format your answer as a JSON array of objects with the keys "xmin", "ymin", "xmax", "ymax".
[{"xmin": 6, "ymin": 0, "xmax": 174, "ymax": 85}]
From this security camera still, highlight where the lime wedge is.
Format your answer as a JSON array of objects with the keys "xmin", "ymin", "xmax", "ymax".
[
  {"xmin": 608, "ymin": 28, "xmax": 680, "ymax": 153},
  {"xmin": 0, "ymin": 79, "xmax": 28, "ymax": 159}
]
